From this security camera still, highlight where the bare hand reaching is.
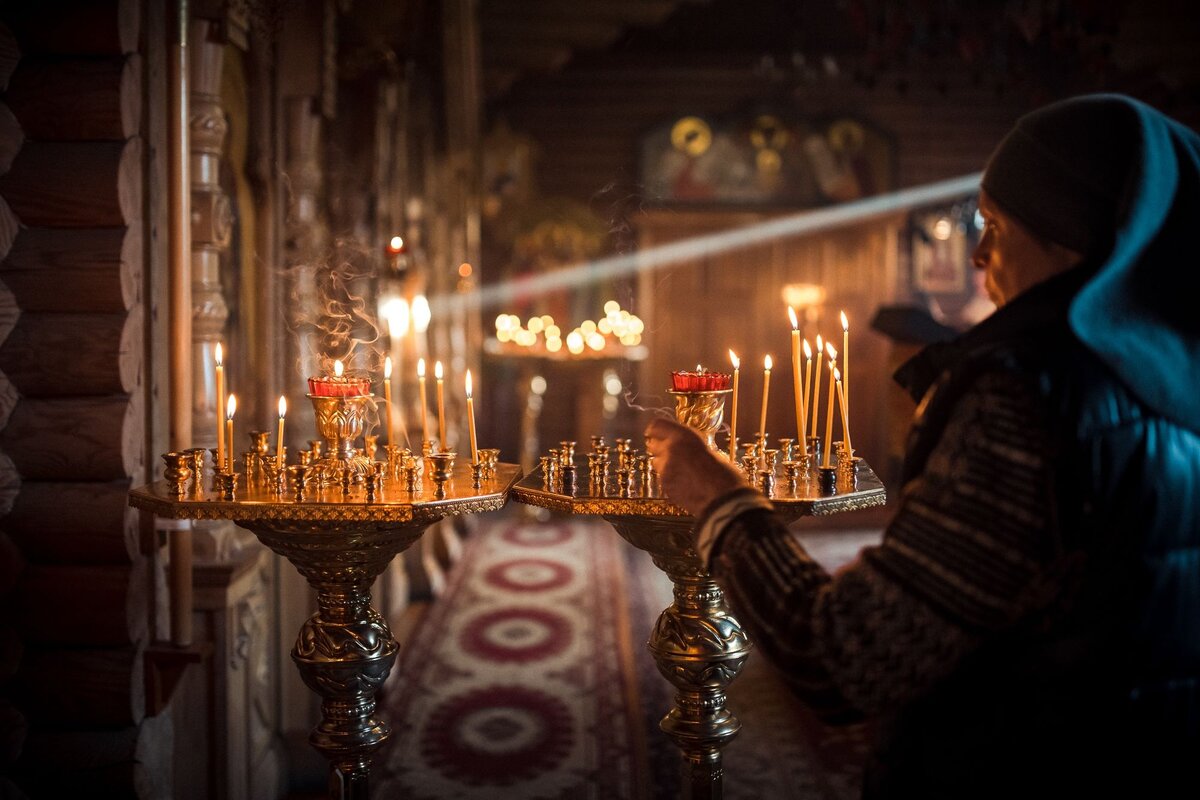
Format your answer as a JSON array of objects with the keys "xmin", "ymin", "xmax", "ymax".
[{"xmin": 644, "ymin": 417, "xmax": 748, "ymax": 517}]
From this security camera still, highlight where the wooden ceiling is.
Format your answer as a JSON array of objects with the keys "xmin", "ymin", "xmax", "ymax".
[{"xmin": 478, "ymin": 0, "xmax": 711, "ymax": 104}]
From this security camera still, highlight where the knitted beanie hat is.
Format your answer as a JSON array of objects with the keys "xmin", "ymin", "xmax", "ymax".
[{"xmin": 981, "ymin": 94, "xmax": 1141, "ymax": 257}]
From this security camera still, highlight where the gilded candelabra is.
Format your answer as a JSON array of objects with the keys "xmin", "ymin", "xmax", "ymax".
[
  {"xmin": 133, "ymin": 417, "xmax": 521, "ymax": 800},
  {"xmin": 669, "ymin": 388, "xmax": 732, "ymax": 451},
  {"xmin": 511, "ymin": 434, "xmax": 884, "ymax": 800}
]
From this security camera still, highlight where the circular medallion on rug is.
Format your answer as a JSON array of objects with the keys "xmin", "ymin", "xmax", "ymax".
[
  {"xmin": 461, "ymin": 606, "xmax": 573, "ymax": 663},
  {"xmin": 501, "ymin": 524, "xmax": 574, "ymax": 547},
  {"xmin": 420, "ymin": 685, "xmax": 575, "ymax": 785},
  {"xmin": 482, "ymin": 557, "xmax": 574, "ymax": 592}
]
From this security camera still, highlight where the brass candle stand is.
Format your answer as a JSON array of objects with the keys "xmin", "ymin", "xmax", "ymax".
[
  {"xmin": 131, "ymin": 436, "xmax": 522, "ymax": 800},
  {"xmin": 510, "ymin": 437, "xmax": 884, "ymax": 800}
]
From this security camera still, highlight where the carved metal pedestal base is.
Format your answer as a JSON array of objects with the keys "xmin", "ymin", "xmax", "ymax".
[
  {"xmin": 245, "ymin": 520, "xmax": 432, "ymax": 800},
  {"xmin": 605, "ymin": 515, "xmax": 751, "ymax": 800}
]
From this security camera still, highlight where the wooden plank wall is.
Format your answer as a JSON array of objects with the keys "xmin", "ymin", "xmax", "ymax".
[{"xmin": 0, "ymin": 1, "xmax": 163, "ymax": 795}]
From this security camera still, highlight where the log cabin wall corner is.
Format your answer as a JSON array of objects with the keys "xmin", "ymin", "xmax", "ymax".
[{"xmin": 0, "ymin": 0, "xmax": 164, "ymax": 796}]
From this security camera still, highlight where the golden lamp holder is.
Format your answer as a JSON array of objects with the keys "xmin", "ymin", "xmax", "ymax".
[
  {"xmin": 308, "ymin": 393, "xmax": 377, "ymax": 484},
  {"xmin": 668, "ymin": 388, "xmax": 732, "ymax": 450}
]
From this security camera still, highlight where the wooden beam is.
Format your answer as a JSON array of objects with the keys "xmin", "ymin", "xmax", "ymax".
[
  {"xmin": 1, "ymin": 396, "xmax": 136, "ymax": 481},
  {"xmin": 5, "ymin": 481, "xmax": 138, "ymax": 564},
  {"xmin": 0, "ymin": 312, "xmax": 137, "ymax": 396},
  {"xmin": 16, "ymin": 564, "xmax": 147, "ymax": 647},
  {"xmin": 13, "ymin": 644, "xmax": 145, "ymax": 726},
  {"xmin": 4, "ymin": 56, "xmax": 135, "ymax": 141},
  {"xmin": 481, "ymin": 0, "xmax": 682, "ymax": 27},
  {"xmin": 0, "ymin": 140, "xmax": 139, "ymax": 228},
  {"xmin": 1, "ymin": 227, "xmax": 135, "ymax": 314}
]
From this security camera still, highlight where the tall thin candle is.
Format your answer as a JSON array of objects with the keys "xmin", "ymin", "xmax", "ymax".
[
  {"xmin": 835, "ymin": 367, "xmax": 853, "ymax": 457},
  {"xmin": 841, "ymin": 310, "xmax": 850, "ymax": 419},
  {"xmin": 810, "ymin": 334, "xmax": 824, "ymax": 435},
  {"xmin": 383, "ymin": 356, "xmax": 394, "ymax": 447},
  {"xmin": 465, "ymin": 369, "xmax": 478, "ymax": 463},
  {"xmin": 435, "ymin": 360, "xmax": 446, "ymax": 450},
  {"xmin": 276, "ymin": 396, "xmax": 286, "ymax": 460},
  {"xmin": 802, "ymin": 339, "xmax": 813, "ymax": 450},
  {"xmin": 215, "ymin": 343, "xmax": 225, "ymax": 473},
  {"xmin": 226, "ymin": 394, "xmax": 237, "ymax": 473},
  {"xmin": 417, "ymin": 358, "xmax": 429, "ymax": 444},
  {"xmin": 788, "ymin": 307, "xmax": 806, "ymax": 443},
  {"xmin": 728, "ymin": 350, "xmax": 740, "ymax": 461},
  {"xmin": 822, "ymin": 344, "xmax": 838, "ymax": 467},
  {"xmin": 758, "ymin": 355, "xmax": 772, "ymax": 456}
]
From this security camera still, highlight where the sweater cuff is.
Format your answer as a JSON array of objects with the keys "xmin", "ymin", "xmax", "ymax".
[{"xmin": 694, "ymin": 487, "xmax": 774, "ymax": 566}]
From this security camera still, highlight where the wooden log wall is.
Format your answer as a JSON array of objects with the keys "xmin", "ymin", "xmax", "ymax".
[{"xmin": 0, "ymin": 1, "xmax": 160, "ymax": 795}]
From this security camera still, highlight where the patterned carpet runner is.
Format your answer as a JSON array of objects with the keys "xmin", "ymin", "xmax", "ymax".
[{"xmin": 372, "ymin": 511, "xmax": 873, "ymax": 799}]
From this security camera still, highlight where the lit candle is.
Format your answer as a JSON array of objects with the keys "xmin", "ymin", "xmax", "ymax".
[
  {"xmin": 215, "ymin": 343, "xmax": 225, "ymax": 473},
  {"xmin": 822, "ymin": 344, "xmax": 838, "ymax": 467},
  {"xmin": 334, "ymin": 359, "xmax": 344, "ymax": 379},
  {"xmin": 758, "ymin": 355, "xmax": 772, "ymax": 455},
  {"xmin": 810, "ymin": 334, "xmax": 824, "ymax": 435},
  {"xmin": 226, "ymin": 394, "xmax": 237, "ymax": 473},
  {"xmin": 802, "ymin": 339, "xmax": 813, "ymax": 448},
  {"xmin": 276, "ymin": 396, "xmax": 286, "ymax": 460},
  {"xmin": 435, "ymin": 360, "xmax": 446, "ymax": 450},
  {"xmin": 835, "ymin": 367, "xmax": 853, "ymax": 457},
  {"xmin": 728, "ymin": 350, "xmax": 740, "ymax": 461},
  {"xmin": 384, "ymin": 356, "xmax": 394, "ymax": 448},
  {"xmin": 841, "ymin": 310, "xmax": 850, "ymax": 418},
  {"xmin": 465, "ymin": 369, "xmax": 478, "ymax": 464},
  {"xmin": 417, "ymin": 358, "xmax": 430, "ymax": 444},
  {"xmin": 788, "ymin": 307, "xmax": 806, "ymax": 444}
]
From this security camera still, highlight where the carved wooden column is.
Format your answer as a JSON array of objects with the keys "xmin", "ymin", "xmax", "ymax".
[{"xmin": 180, "ymin": 16, "xmax": 284, "ymax": 800}]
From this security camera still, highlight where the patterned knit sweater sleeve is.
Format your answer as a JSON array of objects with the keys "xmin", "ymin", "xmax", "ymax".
[{"xmin": 701, "ymin": 370, "xmax": 1060, "ymax": 720}]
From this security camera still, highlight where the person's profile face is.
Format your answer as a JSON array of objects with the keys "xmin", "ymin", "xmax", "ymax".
[{"xmin": 971, "ymin": 191, "xmax": 1080, "ymax": 307}]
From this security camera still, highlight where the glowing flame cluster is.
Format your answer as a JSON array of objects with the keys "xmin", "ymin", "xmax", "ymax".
[{"xmin": 494, "ymin": 299, "xmax": 644, "ymax": 356}]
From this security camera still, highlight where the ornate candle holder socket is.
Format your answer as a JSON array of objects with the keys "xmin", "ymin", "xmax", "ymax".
[
  {"xmin": 837, "ymin": 455, "xmax": 862, "ymax": 490},
  {"xmin": 185, "ymin": 448, "xmax": 207, "ymax": 490},
  {"xmin": 763, "ymin": 448, "xmax": 780, "ymax": 474},
  {"xmin": 364, "ymin": 434, "xmax": 378, "ymax": 461},
  {"xmin": 384, "ymin": 444, "xmax": 404, "ymax": 480},
  {"xmin": 806, "ymin": 435, "xmax": 822, "ymax": 460},
  {"xmin": 216, "ymin": 471, "xmax": 237, "ymax": 501},
  {"xmin": 402, "ymin": 462, "xmax": 420, "ymax": 493},
  {"xmin": 559, "ymin": 464, "xmax": 577, "ymax": 494},
  {"xmin": 308, "ymin": 440, "xmax": 323, "ymax": 459},
  {"xmin": 590, "ymin": 435, "xmax": 605, "ymax": 450},
  {"xmin": 616, "ymin": 468, "xmax": 631, "ymax": 497},
  {"xmin": 559, "ymin": 441, "xmax": 577, "ymax": 463},
  {"xmin": 740, "ymin": 454, "xmax": 758, "ymax": 476},
  {"xmin": 817, "ymin": 465, "xmax": 837, "ymax": 495},
  {"xmin": 366, "ymin": 463, "xmax": 384, "ymax": 502},
  {"xmin": 782, "ymin": 460, "xmax": 801, "ymax": 489},
  {"xmin": 162, "ymin": 452, "xmax": 192, "ymax": 498},
  {"xmin": 758, "ymin": 469, "xmax": 775, "ymax": 497},
  {"xmin": 777, "ymin": 438, "xmax": 794, "ymax": 462},
  {"xmin": 250, "ymin": 430, "xmax": 270, "ymax": 456},
  {"xmin": 428, "ymin": 452, "xmax": 456, "ymax": 499},
  {"xmin": 208, "ymin": 447, "xmax": 220, "ymax": 486},
  {"xmin": 340, "ymin": 466, "xmax": 353, "ymax": 496},
  {"xmin": 242, "ymin": 452, "xmax": 256, "ymax": 484},
  {"xmin": 288, "ymin": 464, "xmax": 310, "ymax": 502},
  {"xmin": 470, "ymin": 462, "xmax": 485, "ymax": 487},
  {"xmin": 479, "ymin": 448, "xmax": 500, "ymax": 479},
  {"xmin": 669, "ymin": 388, "xmax": 732, "ymax": 450}
]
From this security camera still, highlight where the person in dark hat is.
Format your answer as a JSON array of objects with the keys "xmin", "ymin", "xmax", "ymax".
[{"xmin": 645, "ymin": 94, "xmax": 1200, "ymax": 798}]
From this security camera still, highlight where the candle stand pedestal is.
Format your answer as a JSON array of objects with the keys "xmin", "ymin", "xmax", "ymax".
[
  {"xmin": 130, "ymin": 461, "xmax": 522, "ymax": 800},
  {"xmin": 511, "ymin": 452, "xmax": 884, "ymax": 800}
]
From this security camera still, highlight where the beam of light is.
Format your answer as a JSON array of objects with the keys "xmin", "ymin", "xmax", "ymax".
[{"xmin": 429, "ymin": 173, "xmax": 981, "ymax": 316}]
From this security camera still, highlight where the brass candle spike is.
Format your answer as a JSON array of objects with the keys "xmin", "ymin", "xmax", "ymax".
[
  {"xmin": 216, "ymin": 471, "xmax": 237, "ymax": 501},
  {"xmin": 470, "ymin": 462, "xmax": 484, "ymax": 488},
  {"xmin": 288, "ymin": 464, "xmax": 310, "ymax": 502}
]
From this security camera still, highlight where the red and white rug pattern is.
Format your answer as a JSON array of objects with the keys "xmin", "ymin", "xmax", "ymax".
[{"xmin": 373, "ymin": 517, "xmax": 654, "ymax": 799}]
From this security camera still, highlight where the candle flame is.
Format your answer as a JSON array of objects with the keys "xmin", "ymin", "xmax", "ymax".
[
  {"xmin": 826, "ymin": 342, "xmax": 837, "ymax": 360},
  {"xmin": 788, "ymin": 306, "xmax": 798, "ymax": 329},
  {"xmin": 278, "ymin": 395, "xmax": 287, "ymax": 417},
  {"xmin": 227, "ymin": 394, "xmax": 236, "ymax": 419},
  {"xmin": 465, "ymin": 369, "xmax": 473, "ymax": 398},
  {"xmin": 816, "ymin": 333, "xmax": 823, "ymax": 351},
  {"xmin": 764, "ymin": 354, "xmax": 773, "ymax": 370},
  {"xmin": 729, "ymin": 349, "xmax": 740, "ymax": 369},
  {"xmin": 435, "ymin": 360, "xmax": 444, "ymax": 380},
  {"xmin": 841, "ymin": 310, "xmax": 849, "ymax": 331},
  {"xmin": 833, "ymin": 367, "xmax": 842, "ymax": 381},
  {"xmin": 803, "ymin": 338, "xmax": 812, "ymax": 358},
  {"xmin": 384, "ymin": 356, "xmax": 392, "ymax": 379},
  {"xmin": 215, "ymin": 342, "xmax": 223, "ymax": 366},
  {"xmin": 418, "ymin": 358, "xmax": 425, "ymax": 378},
  {"xmin": 334, "ymin": 360, "xmax": 344, "ymax": 378}
]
